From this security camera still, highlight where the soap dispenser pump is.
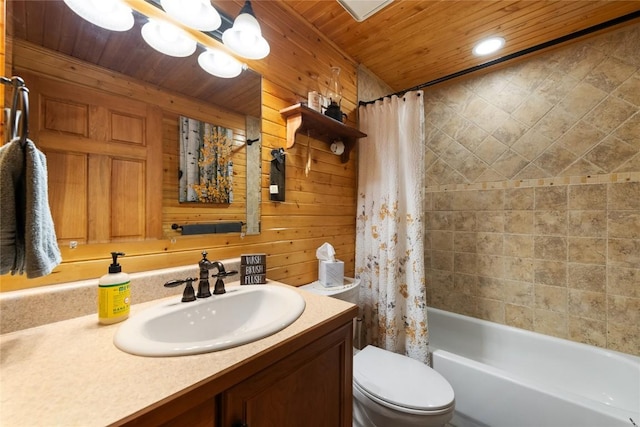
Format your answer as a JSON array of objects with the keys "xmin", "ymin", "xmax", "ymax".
[{"xmin": 98, "ymin": 252, "xmax": 131, "ymax": 325}]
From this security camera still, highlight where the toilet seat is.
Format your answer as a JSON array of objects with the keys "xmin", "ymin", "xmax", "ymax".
[{"xmin": 353, "ymin": 345, "xmax": 455, "ymax": 415}]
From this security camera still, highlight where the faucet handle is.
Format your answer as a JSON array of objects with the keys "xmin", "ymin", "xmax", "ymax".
[
  {"xmin": 212, "ymin": 269, "xmax": 238, "ymax": 279},
  {"xmin": 164, "ymin": 277, "xmax": 198, "ymax": 302},
  {"xmin": 211, "ymin": 269, "xmax": 238, "ymax": 295}
]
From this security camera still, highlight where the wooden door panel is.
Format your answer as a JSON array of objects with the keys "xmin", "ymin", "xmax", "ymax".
[
  {"xmin": 42, "ymin": 96, "xmax": 88, "ymax": 136},
  {"xmin": 45, "ymin": 150, "xmax": 88, "ymax": 243},
  {"xmin": 244, "ymin": 345, "xmax": 342, "ymax": 426},
  {"xmin": 87, "ymin": 155, "xmax": 111, "ymax": 243},
  {"xmin": 110, "ymin": 111, "xmax": 145, "ymax": 146},
  {"xmin": 159, "ymin": 397, "xmax": 216, "ymax": 427},
  {"xmin": 111, "ymin": 158, "xmax": 145, "ymax": 240},
  {"xmin": 221, "ymin": 324, "xmax": 353, "ymax": 427}
]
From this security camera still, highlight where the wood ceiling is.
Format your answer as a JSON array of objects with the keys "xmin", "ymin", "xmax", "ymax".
[
  {"xmin": 285, "ymin": 0, "xmax": 640, "ymax": 92},
  {"xmin": 6, "ymin": 1, "xmax": 640, "ymax": 105}
]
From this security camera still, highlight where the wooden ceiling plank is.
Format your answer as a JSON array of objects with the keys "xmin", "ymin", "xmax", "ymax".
[
  {"xmin": 391, "ymin": 2, "xmax": 601, "ymax": 68},
  {"xmin": 317, "ymin": 0, "xmax": 448, "ymax": 42},
  {"xmin": 357, "ymin": 2, "xmax": 640, "ymax": 88},
  {"xmin": 9, "ymin": 0, "xmax": 639, "ymax": 104},
  {"xmin": 342, "ymin": 1, "xmax": 549, "ymax": 62}
]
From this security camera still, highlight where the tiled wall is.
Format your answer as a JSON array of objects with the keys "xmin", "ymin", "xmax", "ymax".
[
  {"xmin": 424, "ymin": 23, "xmax": 639, "ymax": 356},
  {"xmin": 357, "ymin": 64, "xmax": 394, "ymax": 103}
]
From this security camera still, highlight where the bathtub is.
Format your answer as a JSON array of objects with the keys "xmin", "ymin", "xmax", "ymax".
[{"xmin": 426, "ymin": 307, "xmax": 640, "ymax": 427}]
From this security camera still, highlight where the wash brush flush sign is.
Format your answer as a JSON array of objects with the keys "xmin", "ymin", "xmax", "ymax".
[{"xmin": 179, "ymin": 116, "xmax": 234, "ymax": 204}]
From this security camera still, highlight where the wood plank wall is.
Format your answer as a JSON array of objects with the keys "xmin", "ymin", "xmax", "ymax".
[
  {"xmin": 0, "ymin": 0, "xmax": 5, "ymax": 137},
  {"xmin": 0, "ymin": 1, "xmax": 359, "ymax": 291}
]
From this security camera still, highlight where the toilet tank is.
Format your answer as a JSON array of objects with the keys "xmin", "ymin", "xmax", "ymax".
[
  {"xmin": 301, "ymin": 277, "xmax": 362, "ymax": 349},
  {"xmin": 300, "ymin": 277, "xmax": 360, "ymax": 304}
]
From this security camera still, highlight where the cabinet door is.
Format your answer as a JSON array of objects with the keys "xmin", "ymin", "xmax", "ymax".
[
  {"xmin": 221, "ymin": 323, "xmax": 353, "ymax": 427},
  {"xmin": 116, "ymin": 396, "xmax": 216, "ymax": 427},
  {"xmin": 159, "ymin": 397, "xmax": 216, "ymax": 427}
]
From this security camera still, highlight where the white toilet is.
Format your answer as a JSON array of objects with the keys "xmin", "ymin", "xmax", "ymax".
[{"xmin": 301, "ymin": 278, "xmax": 455, "ymax": 427}]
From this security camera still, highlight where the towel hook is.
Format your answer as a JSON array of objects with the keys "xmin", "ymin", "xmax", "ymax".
[
  {"xmin": 2, "ymin": 76, "xmax": 29, "ymax": 146},
  {"xmin": 17, "ymin": 86, "xmax": 30, "ymax": 146}
]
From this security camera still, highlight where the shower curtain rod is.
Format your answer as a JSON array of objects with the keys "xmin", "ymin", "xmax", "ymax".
[{"xmin": 359, "ymin": 10, "xmax": 640, "ymax": 107}]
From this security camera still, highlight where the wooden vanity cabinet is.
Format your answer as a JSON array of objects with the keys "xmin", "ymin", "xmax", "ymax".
[
  {"xmin": 220, "ymin": 323, "xmax": 353, "ymax": 427},
  {"xmin": 160, "ymin": 398, "xmax": 216, "ymax": 427},
  {"xmin": 115, "ymin": 313, "xmax": 355, "ymax": 427}
]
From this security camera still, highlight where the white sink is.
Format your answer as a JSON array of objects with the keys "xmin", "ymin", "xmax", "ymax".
[{"xmin": 114, "ymin": 284, "xmax": 306, "ymax": 357}]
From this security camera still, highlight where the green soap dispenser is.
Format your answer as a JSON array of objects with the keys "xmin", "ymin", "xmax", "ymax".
[{"xmin": 98, "ymin": 252, "xmax": 131, "ymax": 325}]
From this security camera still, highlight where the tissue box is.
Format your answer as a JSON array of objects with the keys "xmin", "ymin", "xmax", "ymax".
[{"xmin": 319, "ymin": 260, "xmax": 344, "ymax": 287}]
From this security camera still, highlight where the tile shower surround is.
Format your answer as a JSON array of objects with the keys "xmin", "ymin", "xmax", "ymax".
[
  {"xmin": 425, "ymin": 178, "xmax": 639, "ymax": 355},
  {"xmin": 423, "ymin": 23, "xmax": 639, "ymax": 356}
]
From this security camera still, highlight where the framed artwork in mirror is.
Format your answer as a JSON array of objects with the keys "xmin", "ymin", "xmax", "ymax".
[{"xmin": 179, "ymin": 116, "xmax": 234, "ymax": 204}]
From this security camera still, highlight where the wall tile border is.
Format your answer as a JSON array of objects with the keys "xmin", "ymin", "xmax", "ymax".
[{"xmin": 426, "ymin": 172, "xmax": 640, "ymax": 193}]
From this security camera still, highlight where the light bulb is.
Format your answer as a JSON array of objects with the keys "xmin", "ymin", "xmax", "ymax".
[
  {"xmin": 198, "ymin": 49, "xmax": 244, "ymax": 78},
  {"xmin": 222, "ymin": 1, "xmax": 270, "ymax": 60},
  {"xmin": 141, "ymin": 20, "xmax": 197, "ymax": 57},
  {"xmin": 160, "ymin": 0, "xmax": 222, "ymax": 31},
  {"xmin": 63, "ymin": 0, "xmax": 134, "ymax": 31}
]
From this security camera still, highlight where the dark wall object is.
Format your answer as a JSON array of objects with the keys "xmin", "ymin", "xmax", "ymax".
[
  {"xmin": 269, "ymin": 149, "xmax": 285, "ymax": 202},
  {"xmin": 171, "ymin": 222, "xmax": 243, "ymax": 235}
]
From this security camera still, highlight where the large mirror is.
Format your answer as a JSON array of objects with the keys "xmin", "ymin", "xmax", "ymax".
[{"xmin": 5, "ymin": 0, "xmax": 262, "ymax": 244}]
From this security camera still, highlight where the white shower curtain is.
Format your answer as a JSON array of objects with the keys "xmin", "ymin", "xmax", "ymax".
[{"xmin": 356, "ymin": 90, "xmax": 428, "ymax": 363}]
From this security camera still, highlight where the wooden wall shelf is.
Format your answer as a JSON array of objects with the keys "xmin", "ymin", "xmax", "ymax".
[{"xmin": 280, "ymin": 103, "xmax": 366, "ymax": 163}]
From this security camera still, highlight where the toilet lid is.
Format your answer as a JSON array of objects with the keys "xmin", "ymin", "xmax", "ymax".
[{"xmin": 353, "ymin": 345, "xmax": 454, "ymax": 412}]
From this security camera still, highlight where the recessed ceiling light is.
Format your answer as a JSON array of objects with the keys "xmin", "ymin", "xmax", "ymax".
[{"xmin": 472, "ymin": 37, "xmax": 505, "ymax": 56}]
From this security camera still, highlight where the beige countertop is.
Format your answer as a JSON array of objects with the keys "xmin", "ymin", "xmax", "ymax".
[{"xmin": 0, "ymin": 280, "xmax": 356, "ymax": 427}]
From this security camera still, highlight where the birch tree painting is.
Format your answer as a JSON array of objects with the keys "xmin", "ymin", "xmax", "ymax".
[{"xmin": 179, "ymin": 116, "xmax": 234, "ymax": 203}]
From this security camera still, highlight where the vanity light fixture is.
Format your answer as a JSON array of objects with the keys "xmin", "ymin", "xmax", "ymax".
[
  {"xmin": 63, "ymin": 0, "xmax": 134, "ymax": 32},
  {"xmin": 472, "ymin": 37, "xmax": 505, "ymax": 56},
  {"xmin": 222, "ymin": 0, "xmax": 270, "ymax": 60},
  {"xmin": 141, "ymin": 19, "xmax": 197, "ymax": 57},
  {"xmin": 160, "ymin": 0, "xmax": 222, "ymax": 31},
  {"xmin": 198, "ymin": 48, "xmax": 245, "ymax": 78},
  {"xmin": 63, "ymin": 0, "xmax": 260, "ymax": 79}
]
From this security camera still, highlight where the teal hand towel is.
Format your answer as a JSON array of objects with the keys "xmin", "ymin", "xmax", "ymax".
[
  {"xmin": 0, "ymin": 139, "xmax": 25, "ymax": 275},
  {"xmin": 0, "ymin": 138, "xmax": 61, "ymax": 278},
  {"xmin": 23, "ymin": 139, "xmax": 62, "ymax": 277}
]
